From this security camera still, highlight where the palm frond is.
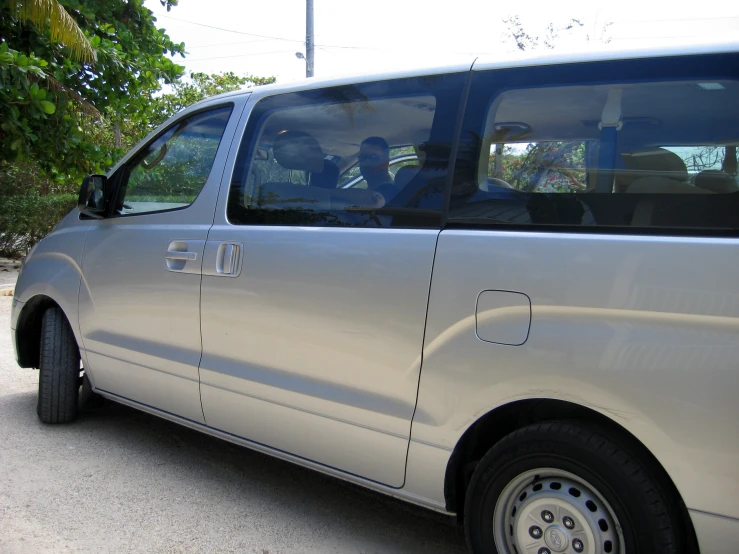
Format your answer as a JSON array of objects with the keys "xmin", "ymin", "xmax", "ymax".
[
  {"xmin": 9, "ymin": 0, "xmax": 96, "ymax": 63},
  {"xmin": 42, "ymin": 74, "xmax": 101, "ymax": 119}
]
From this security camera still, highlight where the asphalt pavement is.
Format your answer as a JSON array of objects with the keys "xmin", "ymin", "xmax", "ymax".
[
  {"xmin": 0, "ymin": 257, "xmax": 20, "ymax": 294},
  {"xmin": 0, "ymin": 295, "xmax": 467, "ymax": 554}
]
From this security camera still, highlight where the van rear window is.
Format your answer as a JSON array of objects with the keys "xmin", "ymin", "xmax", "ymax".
[{"xmin": 449, "ymin": 54, "xmax": 739, "ymax": 233}]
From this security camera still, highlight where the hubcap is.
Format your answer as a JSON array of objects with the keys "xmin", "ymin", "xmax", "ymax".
[{"xmin": 493, "ymin": 469, "xmax": 624, "ymax": 554}]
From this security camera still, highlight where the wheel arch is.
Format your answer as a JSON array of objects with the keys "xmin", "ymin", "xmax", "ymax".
[
  {"xmin": 15, "ymin": 295, "xmax": 66, "ymax": 368},
  {"xmin": 444, "ymin": 398, "xmax": 699, "ymax": 552}
]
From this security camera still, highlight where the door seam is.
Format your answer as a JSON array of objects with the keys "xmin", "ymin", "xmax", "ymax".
[
  {"xmin": 197, "ymin": 96, "xmax": 251, "ymax": 425},
  {"xmin": 402, "ymin": 67, "xmax": 474, "ymax": 487},
  {"xmin": 402, "ymin": 229, "xmax": 443, "ymax": 488}
]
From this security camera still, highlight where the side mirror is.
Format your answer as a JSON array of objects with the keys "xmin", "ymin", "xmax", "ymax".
[{"xmin": 78, "ymin": 174, "xmax": 108, "ymax": 218}]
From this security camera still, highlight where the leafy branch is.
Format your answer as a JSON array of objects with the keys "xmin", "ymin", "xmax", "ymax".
[{"xmin": 8, "ymin": 0, "xmax": 95, "ymax": 63}]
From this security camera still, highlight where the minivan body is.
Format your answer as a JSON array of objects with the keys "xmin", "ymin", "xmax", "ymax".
[{"xmin": 11, "ymin": 42, "xmax": 739, "ymax": 553}]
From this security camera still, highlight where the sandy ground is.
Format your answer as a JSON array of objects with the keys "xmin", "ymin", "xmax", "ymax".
[{"xmin": 0, "ymin": 296, "xmax": 466, "ymax": 553}]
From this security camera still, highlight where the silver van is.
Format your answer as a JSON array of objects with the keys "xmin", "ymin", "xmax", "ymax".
[{"xmin": 11, "ymin": 42, "xmax": 739, "ymax": 553}]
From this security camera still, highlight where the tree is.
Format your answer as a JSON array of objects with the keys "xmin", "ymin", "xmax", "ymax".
[
  {"xmin": 502, "ymin": 15, "xmax": 612, "ymax": 52},
  {"xmin": 0, "ymin": 0, "xmax": 276, "ymax": 257},
  {"xmin": 87, "ymin": 71, "xmax": 276, "ymax": 161},
  {"xmin": 0, "ymin": 0, "xmax": 186, "ymax": 178},
  {"xmin": 490, "ymin": 16, "xmax": 611, "ymax": 193},
  {"xmin": 7, "ymin": 0, "xmax": 94, "ymax": 62},
  {"xmin": 149, "ymin": 72, "xmax": 276, "ymax": 126},
  {"xmin": 0, "ymin": 69, "xmax": 275, "ymax": 258}
]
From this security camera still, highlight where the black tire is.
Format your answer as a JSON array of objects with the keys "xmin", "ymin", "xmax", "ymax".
[
  {"xmin": 464, "ymin": 421, "xmax": 686, "ymax": 554},
  {"xmin": 37, "ymin": 306, "xmax": 81, "ymax": 424}
]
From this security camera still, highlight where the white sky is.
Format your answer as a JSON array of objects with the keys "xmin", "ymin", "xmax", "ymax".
[{"xmin": 146, "ymin": 0, "xmax": 739, "ymax": 84}]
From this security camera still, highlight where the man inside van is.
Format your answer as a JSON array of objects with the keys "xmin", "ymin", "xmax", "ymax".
[{"xmin": 358, "ymin": 137, "xmax": 397, "ymax": 198}]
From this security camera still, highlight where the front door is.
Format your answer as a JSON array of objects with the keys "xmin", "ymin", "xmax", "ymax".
[
  {"xmin": 79, "ymin": 103, "xmax": 239, "ymax": 422},
  {"xmin": 199, "ymin": 73, "xmax": 466, "ymax": 486}
]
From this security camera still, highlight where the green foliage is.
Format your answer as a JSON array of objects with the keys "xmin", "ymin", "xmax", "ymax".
[
  {"xmin": 0, "ymin": 44, "xmax": 53, "ymax": 159},
  {"xmin": 0, "ymin": 192, "xmax": 76, "ymax": 256},
  {"xmin": 0, "ymin": 0, "xmax": 275, "ymax": 258},
  {"xmin": 121, "ymin": 106, "xmax": 233, "ymax": 210},
  {"xmin": 0, "ymin": 69, "xmax": 274, "ymax": 256},
  {"xmin": 127, "ymin": 136, "xmax": 219, "ymax": 201},
  {"xmin": 8, "ymin": 0, "xmax": 95, "ymax": 62},
  {"xmin": 0, "ymin": 158, "xmax": 68, "ymax": 196},
  {"xmin": 490, "ymin": 141, "xmax": 587, "ymax": 192},
  {"xmin": 0, "ymin": 0, "xmax": 187, "ymax": 178},
  {"xmin": 78, "ymin": 71, "xmax": 276, "ymax": 167},
  {"xmin": 148, "ymin": 72, "xmax": 276, "ymax": 128}
]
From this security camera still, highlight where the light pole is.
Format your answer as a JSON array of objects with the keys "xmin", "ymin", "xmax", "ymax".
[
  {"xmin": 295, "ymin": 51, "xmax": 308, "ymax": 77},
  {"xmin": 294, "ymin": 1, "xmax": 315, "ymax": 78},
  {"xmin": 305, "ymin": 0, "xmax": 314, "ymax": 77}
]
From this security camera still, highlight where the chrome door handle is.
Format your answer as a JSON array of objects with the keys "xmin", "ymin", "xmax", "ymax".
[{"xmin": 165, "ymin": 250, "xmax": 197, "ymax": 261}]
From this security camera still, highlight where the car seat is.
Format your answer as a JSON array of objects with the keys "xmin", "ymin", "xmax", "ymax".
[{"xmin": 694, "ymin": 170, "xmax": 738, "ymax": 193}]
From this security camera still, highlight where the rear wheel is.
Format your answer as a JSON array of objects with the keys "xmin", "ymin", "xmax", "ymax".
[
  {"xmin": 37, "ymin": 306, "xmax": 81, "ymax": 424},
  {"xmin": 464, "ymin": 421, "xmax": 685, "ymax": 554}
]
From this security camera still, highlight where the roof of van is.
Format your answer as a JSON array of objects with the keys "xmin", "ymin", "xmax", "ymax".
[{"xmin": 195, "ymin": 39, "xmax": 739, "ymax": 106}]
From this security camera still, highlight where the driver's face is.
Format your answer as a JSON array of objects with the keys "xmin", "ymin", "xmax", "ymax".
[{"xmin": 358, "ymin": 144, "xmax": 388, "ymax": 177}]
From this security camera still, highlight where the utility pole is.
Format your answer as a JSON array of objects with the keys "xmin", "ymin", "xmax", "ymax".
[{"xmin": 305, "ymin": 0, "xmax": 314, "ymax": 77}]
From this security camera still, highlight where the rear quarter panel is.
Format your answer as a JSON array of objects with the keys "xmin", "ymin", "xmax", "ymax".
[{"xmin": 413, "ymin": 230, "xmax": 739, "ymax": 519}]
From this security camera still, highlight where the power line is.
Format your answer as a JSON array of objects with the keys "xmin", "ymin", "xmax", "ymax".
[
  {"xmin": 186, "ymin": 50, "xmax": 299, "ymax": 62},
  {"xmin": 317, "ymin": 45, "xmax": 339, "ymax": 58},
  {"xmin": 187, "ymin": 38, "xmax": 276, "ymax": 48},
  {"xmin": 313, "ymin": 43, "xmax": 394, "ymax": 52},
  {"xmin": 157, "ymin": 13, "xmax": 470, "ymax": 53},
  {"xmin": 317, "ymin": 43, "xmax": 489, "ymax": 55},
  {"xmin": 158, "ymin": 14, "xmax": 305, "ymax": 43},
  {"xmin": 162, "ymin": 12, "xmax": 734, "ymax": 59},
  {"xmin": 158, "ymin": 13, "xmax": 388, "ymax": 50},
  {"xmin": 160, "ymin": 12, "xmax": 739, "ymax": 45}
]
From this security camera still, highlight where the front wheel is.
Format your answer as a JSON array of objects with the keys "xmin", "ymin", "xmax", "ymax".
[
  {"xmin": 464, "ymin": 422, "xmax": 686, "ymax": 554},
  {"xmin": 37, "ymin": 306, "xmax": 81, "ymax": 423}
]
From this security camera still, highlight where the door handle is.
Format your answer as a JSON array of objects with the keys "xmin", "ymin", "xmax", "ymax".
[
  {"xmin": 216, "ymin": 243, "xmax": 240, "ymax": 275},
  {"xmin": 166, "ymin": 250, "xmax": 197, "ymax": 261},
  {"xmin": 202, "ymin": 241, "xmax": 243, "ymax": 278},
  {"xmin": 165, "ymin": 240, "xmax": 204, "ymax": 273}
]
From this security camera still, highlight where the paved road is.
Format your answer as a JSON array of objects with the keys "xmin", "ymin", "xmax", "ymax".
[
  {"xmin": 0, "ymin": 296, "xmax": 467, "ymax": 554},
  {"xmin": 0, "ymin": 257, "xmax": 20, "ymax": 292}
]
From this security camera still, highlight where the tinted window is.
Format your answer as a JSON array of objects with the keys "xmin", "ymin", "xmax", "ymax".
[
  {"xmin": 117, "ymin": 106, "xmax": 233, "ymax": 216},
  {"xmin": 228, "ymin": 74, "xmax": 466, "ymax": 228},
  {"xmin": 338, "ymin": 146, "xmax": 419, "ymax": 189},
  {"xmin": 449, "ymin": 54, "xmax": 739, "ymax": 232}
]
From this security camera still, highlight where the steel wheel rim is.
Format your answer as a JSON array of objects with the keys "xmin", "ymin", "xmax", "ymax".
[{"xmin": 493, "ymin": 468, "xmax": 625, "ymax": 554}]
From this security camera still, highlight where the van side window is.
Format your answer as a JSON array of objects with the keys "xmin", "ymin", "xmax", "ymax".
[
  {"xmin": 449, "ymin": 56, "xmax": 739, "ymax": 232},
  {"xmin": 116, "ymin": 105, "xmax": 233, "ymax": 216},
  {"xmin": 227, "ymin": 74, "xmax": 466, "ymax": 228}
]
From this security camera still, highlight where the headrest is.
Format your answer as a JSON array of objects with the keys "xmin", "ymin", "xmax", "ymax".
[
  {"xmin": 273, "ymin": 131, "xmax": 325, "ymax": 173},
  {"xmin": 310, "ymin": 160, "xmax": 340, "ymax": 189},
  {"xmin": 622, "ymin": 148, "xmax": 688, "ymax": 183},
  {"xmin": 694, "ymin": 170, "xmax": 738, "ymax": 194}
]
